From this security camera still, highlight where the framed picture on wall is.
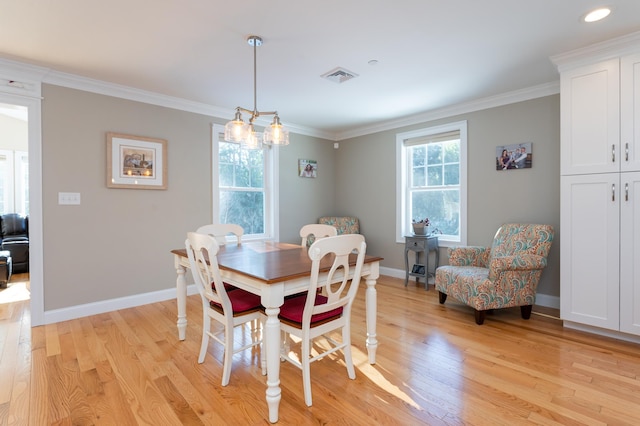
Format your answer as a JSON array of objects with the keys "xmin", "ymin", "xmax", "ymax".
[
  {"xmin": 299, "ymin": 159, "xmax": 317, "ymax": 178},
  {"xmin": 496, "ymin": 142, "xmax": 532, "ymax": 171},
  {"xmin": 107, "ymin": 132, "xmax": 168, "ymax": 189}
]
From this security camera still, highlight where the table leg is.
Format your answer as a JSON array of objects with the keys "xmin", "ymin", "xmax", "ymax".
[
  {"xmin": 264, "ymin": 306, "xmax": 282, "ymax": 423},
  {"xmin": 365, "ymin": 277, "xmax": 378, "ymax": 364},
  {"xmin": 175, "ymin": 259, "xmax": 188, "ymax": 341},
  {"xmin": 425, "ymin": 247, "xmax": 430, "ymax": 291},
  {"xmin": 403, "ymin": 248, "xmax": 410, "ymax": 286}
]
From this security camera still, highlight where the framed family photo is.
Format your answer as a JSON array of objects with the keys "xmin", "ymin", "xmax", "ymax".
[
  {"xmin": 299, "ymin": 159, "xmax": 317, "ymax": 178},
  {"xmin": 496, "ymin": 142, "xmax": 532, "ymax": 171},
  {"xmin": 107, "ymin": 133, "xmax": 168, "ymax": 189}
]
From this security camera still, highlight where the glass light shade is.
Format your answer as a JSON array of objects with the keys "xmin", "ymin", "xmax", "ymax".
[
  {"xmin": 263, "ymin": 115, "xmax": 290, "ymax": 146},
  {"xmin": 241, "ymin": 124, "xmax": 263, "ymax": 150},
  {"xmin": 224, "ymin": 110, "xmax": 245, "ymax": 143}
]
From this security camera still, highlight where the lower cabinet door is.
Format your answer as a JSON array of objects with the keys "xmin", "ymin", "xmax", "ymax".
[
  {"xmin": 620, "ymin": 172, "xmax": 640, "ymax": 336},
  {"xmin": 561, "ymin": 173, "xmax": 620, "ymax": 330}
]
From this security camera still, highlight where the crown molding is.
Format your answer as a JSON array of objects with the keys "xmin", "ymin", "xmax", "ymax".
[
  {"xmin": 550, "ymin": 30, "xmax": 640, "ymax": 72},
  {"xmin": 42, "ymin": 69, "xmax": 333, "ymax": 140},
  {"xmin": 3, "ymin": 56, "xmax": 560, "ymax": 142},
  {"xmin": 335, "ymin": 81, "xmax": 560, "ymax": 141},
  {"xmin": 0, "ymin": 58, "xmax": 49, "ymax": 99}
]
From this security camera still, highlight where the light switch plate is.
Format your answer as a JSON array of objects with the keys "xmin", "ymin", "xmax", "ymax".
[{"xmin": 58, "ymin": 192, "xmax": 81, "ymax": 205}]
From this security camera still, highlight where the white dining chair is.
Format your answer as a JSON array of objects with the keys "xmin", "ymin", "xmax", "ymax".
[
  {"xmin": 185, "ymin": 232, "xmax": 264, "ymax": 386},
  {"xmin": 196, "ymin": 223, "xmax": 244, "ymax": 246},
  {"xmin": 278, "ymin": 234, "xmax": 366, "ymax": 406},
  {"xmin": 299, "ymin": 223, "xmax": 337, "ymax": 247}
]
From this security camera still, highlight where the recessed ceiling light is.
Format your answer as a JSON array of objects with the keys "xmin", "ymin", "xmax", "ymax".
[{"xmin": 584, "ymin": 7, "xmax": 611, "ymax": 23}]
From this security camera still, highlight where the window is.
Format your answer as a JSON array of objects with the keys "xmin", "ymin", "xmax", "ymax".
[
  {"xmin": 212, "ymin": 124, "xmax": 278, "ymax": 240},
  {"xmin": 396, "ymin": 121, "xmax": 467, "ymax": 246},
  {"xmin": 0, "ymin": 150, "xmax": 29, "ymax": 216}
]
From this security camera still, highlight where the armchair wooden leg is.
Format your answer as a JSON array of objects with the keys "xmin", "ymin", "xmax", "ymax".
[
  {"xmin": 438, "ymin": 291, "xmax": 447, "ymax": 304},
  {"xmin": 520, "ymin": 305, "xmax": 533, "ymax": 320},
  {"xmin": 474, "ymin": 310, "xmax": 486, "ymax": 325}
]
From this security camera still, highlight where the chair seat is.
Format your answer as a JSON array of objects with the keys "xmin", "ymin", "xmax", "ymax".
[
  {"xmin": 212, "ymin": 281, "xmax": 238, "ymax": 292},
  {"xmin": 210, "ymin": 288, "xmax": 261, "ymax": 313},
  {"xmin": 279, "ymin": 293, "xmax": 343, "ymax": 324}
]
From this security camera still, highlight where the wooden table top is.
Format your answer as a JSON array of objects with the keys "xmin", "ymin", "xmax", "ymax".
[{"xmin": 172, "ymin": 241, "xmax": 383, "ymax": 284}]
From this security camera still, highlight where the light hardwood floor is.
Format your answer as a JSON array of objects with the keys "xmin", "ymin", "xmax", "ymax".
[{"xmin": 1, "ymin": 274, "xmax": 640, "ymax": 425}]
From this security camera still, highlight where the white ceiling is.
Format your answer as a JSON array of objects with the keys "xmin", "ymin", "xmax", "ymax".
[{"xmin": 1, "ymin": 1, "xmax": 640, "ymax": 139}]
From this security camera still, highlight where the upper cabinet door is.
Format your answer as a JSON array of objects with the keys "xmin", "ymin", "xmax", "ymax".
[
  {"xmin": 621, "ymin": 53, "xmax": 640, "ymax": 172},
  {"xmin": 561, "ymin": 59, "xmax": 620, "ymax": 176}
]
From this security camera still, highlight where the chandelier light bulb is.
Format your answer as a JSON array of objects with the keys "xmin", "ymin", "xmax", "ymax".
[
  {"xmin": 264, "ymin": 114, "xmax": 290, "ymax": 145},
  {"xmin": 224, "ymin": 108, "xmax": 246, "ymax": 143}
]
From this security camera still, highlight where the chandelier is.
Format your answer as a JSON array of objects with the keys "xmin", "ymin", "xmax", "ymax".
[{"xmin": 224, "ymin": 35, "xmax": 289, "ymax": 149}]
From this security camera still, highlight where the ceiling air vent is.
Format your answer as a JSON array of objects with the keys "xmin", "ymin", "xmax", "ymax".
[{"xmin": 321, "ymin": 67, "xmax": 359, "ymax": 84}]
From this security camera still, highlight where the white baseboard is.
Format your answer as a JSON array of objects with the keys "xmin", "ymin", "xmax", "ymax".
[
  {"xmin": 43, "ymin": 284, "xmax": 199, "ymax": 325},
  {"xmin": 42, "ymin": 268, "xmax": 560, "ymax": 324},
  {"xmin": 380, "ymin": 266, "xmax": 560, "ymax": 309},
  {"xmin": 563, "ymin": 321, "xmax": 640, "ymax": 344}
]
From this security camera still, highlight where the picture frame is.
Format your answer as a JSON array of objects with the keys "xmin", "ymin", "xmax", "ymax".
[
  {"xmin": 107, "ymin": 132, "xmax": 167, "ymax": 189},
  {"xmin": 299, "ymin": 159, "xmax": 317, "ymax": 178},
  {"xmin": 496, "ymin": 142, "xmax": 532, "ymax": 171}
]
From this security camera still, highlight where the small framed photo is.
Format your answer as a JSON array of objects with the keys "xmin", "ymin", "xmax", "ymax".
[
  {"xmin": 496, "ymin": 142, "xmax": 532, "ymax": 171},
  {"xmin": 299, "ymin": 159, "xmax": 317, "ymax": 178},
  {"xmin": 107, "ymin": 133, "xmax": 167, "ymax": 189}
]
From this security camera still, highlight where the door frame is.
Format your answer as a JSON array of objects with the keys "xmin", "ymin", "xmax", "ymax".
[{"xmin": 0, "ymin": 59, "xmax": 46, "ymax": 325}]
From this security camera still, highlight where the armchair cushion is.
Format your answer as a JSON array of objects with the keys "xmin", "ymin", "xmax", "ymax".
[
  {"xmin": 435, "ymin": 223, "xmax": 554, "ymax": 324},
  {"xmin": 448, "ymin": 246, "xmax": 490, "ymax": 267}
]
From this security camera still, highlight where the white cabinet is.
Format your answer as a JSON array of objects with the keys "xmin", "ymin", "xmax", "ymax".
[
  {"xmin": 560, "ymin": 59, "xmax": 619, "ymax": 175},
  {"xmin": 561, "ymin": 53, "xmax": 640, "ymax": 175},
  {"xmin": 620, "ymin": 172, "xmax": 640, "ymax": 334},
  {"xmin": 621, "ymin": 53, "xmax": 640, "ymax": 172},
  {"xmin": 558, "ymin": 44, "xmax": 640, "ymax": 337}
]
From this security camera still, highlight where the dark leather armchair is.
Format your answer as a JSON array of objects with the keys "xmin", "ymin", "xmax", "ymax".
[{"xmin": 0, "ymin": 213, "xmax": 29, "ymax": 273}]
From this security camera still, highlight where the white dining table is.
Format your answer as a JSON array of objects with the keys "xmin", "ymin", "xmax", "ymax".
[{"xmin": 171, "ymin": 241, "xmax": 382, "ymax": 423}]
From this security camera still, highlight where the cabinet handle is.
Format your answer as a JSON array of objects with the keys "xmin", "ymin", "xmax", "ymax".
[
  {"xmin": 626, "ymin": 183, "xmax": 629, "ymax": 202},
  {"xmin": 612, "ymin": 183, "xmax": 615, "ymax": 202},
  {"xmin": 612, "ymin": 144, "xmax": 615, "ymax": 163},
  {"xmin": 625, "ymin": 143, "xmax": 629, "ymax": 162}
]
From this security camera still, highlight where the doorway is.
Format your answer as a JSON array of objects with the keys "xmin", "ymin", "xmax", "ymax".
[
  {"xmin": 0, "ymin": 89, "xmax": 43, "ymax": 326},
  {"xmin": 0, "ymin": 102, "xmax": 30, "ymax": 312}
]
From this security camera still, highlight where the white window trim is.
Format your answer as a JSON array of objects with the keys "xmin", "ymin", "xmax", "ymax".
[
  {"xmin": 395, "ymin": 120, "xmax": 467, "ymax": 247},
  {"xmin": 211, "ymin": 124, "xmax": 279, "ymax": 242}
]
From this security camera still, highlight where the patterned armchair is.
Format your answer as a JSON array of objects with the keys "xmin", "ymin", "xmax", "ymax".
[
  {"xmin": 435, "ymin": 223, "xmax": 554, "ymax": 325},
  {"xmin": 318, "ymin": 216, "xmax": 360, "ymax": 235}
]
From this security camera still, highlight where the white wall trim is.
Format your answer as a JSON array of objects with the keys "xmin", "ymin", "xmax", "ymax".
[
  {"xmin": 0, "ymin": 58, "xmax": 46, "ymax": 326},
  {"xmin": 44, "ymin": 284, "xmax": 200, "ymax": 324},
  {"xmin": 3, "ymin": 56, "xmax": 561, "ymax": 143},
  {"xmin": 335, "ymin": 81, "xmax": 559, "ymax": 140},
  {"xmin": 43, "ymin": 266, "xmax": 560, "ymax": 324},
  {"xmin": 563, "ymin": 320, "xmax": 640, "ymax": 345},
  {"xmin": 551, "ymin": 30, "xmax": 640, "ymax": 72},
  {"xmin": 42, "ymin": 69, "xmax": 332, "ymax": 140}
]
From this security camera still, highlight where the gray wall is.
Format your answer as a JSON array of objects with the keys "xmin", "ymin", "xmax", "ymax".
[
  {"xmin": 41, "ymin": 84, "xmax": 335, "ymax": 310},
  {"xmin": 335, "ymin": 95, "xmax": 561, "ymax": 297},
  {"xmin": 40, "ymin": 84, "xmax": 560, "ymax": 312},
  {"xmin": 278, "ymin": 134, "xmax": 337, "ymax": 244}
]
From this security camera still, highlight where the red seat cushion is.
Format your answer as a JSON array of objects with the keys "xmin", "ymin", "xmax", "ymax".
[
  {"xmin": 279, "ymin": 293, "xmax": 343, "ymax": 324},
  {"xmin": 212, "ymin": 281, "xmax": 237, "ymax": 292},
  {"xmin": 210, "ymin": 288, "xmax": 261, "ymax": 313}
]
